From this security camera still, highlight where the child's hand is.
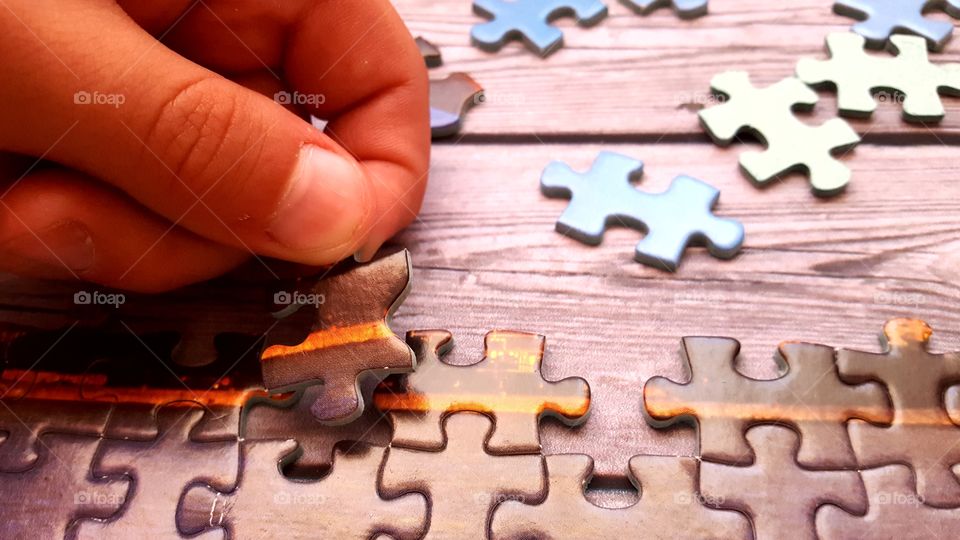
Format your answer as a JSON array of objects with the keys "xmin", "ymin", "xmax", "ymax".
[{"xmin": 0, "ymin": 0, "xmax": 429, "ymax": 292}]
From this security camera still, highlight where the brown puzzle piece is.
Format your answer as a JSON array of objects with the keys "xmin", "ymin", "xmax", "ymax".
[
  {"xmin": 75, "ymin": 405, "xmax": 238, "ymax": 537},
  {"xmin": 490, "ymin": 453, "xmax": 750, "ymax": 539},
  {"xmin": 816, "ymin": 464, "xmax": 960, "ymax": 539},
  {"xmin": 242, "ymin": 383, "xmax": 391, "ymax": 475},
  {"xmin": 260, "ymin": 249, "xmax": 415, "ymax": 424},
  {"xmin": 374, "ymin": 329, "xmax": 591, "ymax": 454},
  {"xmin": 0, "ymin": 434, "xmax": 129, "ymax": 539},
  {"xmin": 179, "ymin": 440, "xmax": 426, "ymax": 538},
  {"xmin": 380, "ymin": 412, "xmax": 546, "ymax": 539},
  {"xmin": 643, "ymin": 337, "xmax": 891, "ymax": 467},
  {"xmin": 701, "ymin": 425, "xmax": 868, "ymax": 540},
  {"xmin": 838, "ymin": 318, "xmax": 960, "ymax": 507}
]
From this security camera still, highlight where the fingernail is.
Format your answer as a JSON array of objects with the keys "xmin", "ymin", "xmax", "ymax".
[
  {"xmin": 268, "ymin": 145, "xmax": 369, "ymax": 253},
  {"xmin": 1, "ymin": 221, "xmax": 95, "ymax": 277}
]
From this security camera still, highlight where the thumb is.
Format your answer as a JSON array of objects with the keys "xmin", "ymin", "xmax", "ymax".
[{"xmin": 0, "ymin": 1, "xmax": 375, "ymax": 264}]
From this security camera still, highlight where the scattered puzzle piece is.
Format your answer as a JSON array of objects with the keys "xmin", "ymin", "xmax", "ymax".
[
  {"xmin": 0, "ymin": 434, "xmax": 129, "ymax": 539},
  {"xmin": 471, "ymin": 0, "xmax": 608, "ymax": 57},
  {"xmin": 833, "ymin": 0, "xmax": 960, "ymax": 51},
  {"xmin": 374, "ymin": 329, "xmax": 591, "ymax": 454},
  {"xmin": 816, "ymin": 464, "xmax": 960, "ymax": 539},
  {"xmin": 179, "ymin": 440, "xmax": 427, "ymax": 538},
  {"xmin": 699, "ymin": 71, "xmax": 861, "ymax": 196},
  {"xmin": 417, "ymin": 36, "xmax": 443, "ymax": 68},
  {"xmin": 540, "ymin": 151, "xmax": 744, "ymax": 270},
  {"xmin": 380, "ymin": 413, "xmax": 546, "ymax": 539},
  {"xmin": 260, "ymin": 249, "xmax": 415, "ymax": 425},
  {"xmin": 701, "ymin": 425, "xmax": 868, "ymax": 540},
  {"xmin": 620, "ymin": 0, "xmax": 707, "ymax": 19},
  {"xmin": 490, "ymin": 453, "xmax": 751, "ymax": 539},
  {"xmin": 643, "ymin": 337, "xmax": 892, "ymax": 468},
  {"xmin": 838, "ymin": 318, "xmax": 960, "ymax": 507},
  {"xmin": 431, "ymin": 73, "xmax": 484, "ymax": 138},
  {"xmin": 75, "ymin": 405, "xmax": 238, "ymax": 537},
  {"xmin": 797, "ymin": 32, "xmax": 960, "ymax": 122}
]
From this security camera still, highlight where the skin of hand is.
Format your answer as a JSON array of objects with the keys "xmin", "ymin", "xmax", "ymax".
[{"xmin": 0, "ymin": 0, "xmax": 430, "ymax": 292}]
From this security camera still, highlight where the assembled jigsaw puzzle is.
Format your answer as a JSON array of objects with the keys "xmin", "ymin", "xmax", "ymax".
[{"xmin": 540, "ymin": 151, "xmax": 744, "ymax": 270}]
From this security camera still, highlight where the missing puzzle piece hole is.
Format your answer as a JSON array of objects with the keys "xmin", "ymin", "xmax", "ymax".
[{"xmin": 582, "ymin": 474, "xmax": 641, "ymax": 509}]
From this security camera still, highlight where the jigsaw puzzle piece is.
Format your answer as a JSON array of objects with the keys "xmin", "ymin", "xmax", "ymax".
[
  {"xmin": 0, "ymin": 434, "xmax": 129, "ymax": 539},
  {"xmin": 260, "ymin": 249, "xmax": 415, "ymax": 425},
  {"xmin": 540, "ymin": 152, "xmax": 743, "ymax": 270},
  {"xmin": 699, "ymin": 71, "xmax": 860, "ymax": 196},
  {"xmin": 242, "ymin": 384, "xmax": 391, "ymax": 475},
  {"xmin": 374, "ymin": 329, "xmax": 591, "ymax": 454},
  {"xmin": 179, "ymin": 439, "xmax": 426, "ymax": 539},
  {"xmin": 620, "ymin": 0, "xmax": 707, "ymax": 19},
  {"xmin": 948, "ymin": 385, "xmax": 960, "ymax": 425},
  {"xmin": 431, "ymin": 73, "xmax": 484, "ymax": 138},
  {"xmin": 834, "ymin": 0, "xmax": 958, "ymax": 51},
  {"xmin": 838, "ymin": 318, "xmax": 960, "ymax": 507},
  {"xmin": 643, "ymin": 337, "xmax": 891, "ymax": 468},
  {"xmin": 417, "ymin": 36, "xmax": 443, "ymax": 67},
  {"xmin": 816, "ymin": 464, "xmax": 960, "ymax": 539},
  {"xmin": 471, "ymin": 0, "xmax": 608, "ymax": 57},
  {"xmin": 380, "ymin": 412, "xmax": 545, "ymax": 539},
  {"xmin": 701, "ymin": 425, "xmax": 868, "ymax": 540},
  {"xmin": 491, "ymin": 453, "xmax": 750, "ymax": 539},
  {"xmin": 74, "ymin": 404, "xmax": 239, "ymax": 537},
  {"xmin": 797, "ymin": 32, "xmax": 960, "ymax": 122}
]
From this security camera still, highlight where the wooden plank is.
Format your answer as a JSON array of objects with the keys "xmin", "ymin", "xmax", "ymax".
[
  {"xmin": 2, "ymin": 142, "xmax": 958, "ymax": 478},
  {"xmin": 398, "ymin": 0, "xmax": 960, "ymax": 137}
]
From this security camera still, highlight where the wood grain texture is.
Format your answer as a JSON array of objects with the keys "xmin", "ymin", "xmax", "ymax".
[{"xmin": 400, "ymin": 0, "xmax": 960, "ymax": 138}]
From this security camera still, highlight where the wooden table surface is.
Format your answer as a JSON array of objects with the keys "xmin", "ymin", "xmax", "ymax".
[{"xmin": 3, "ymin": 0, "xmax": 960, "ymax": 485}]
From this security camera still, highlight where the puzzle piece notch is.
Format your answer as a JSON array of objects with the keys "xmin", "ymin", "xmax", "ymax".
[
  {"xmin": 75, "ymin": 405, "xmax": 239, "ymax": 538},
  {"xmin": 701, "ymin": 425, "xmax": 868, "ymax": 540},
  {"xmin": 380, "ymin": 412, "xmax": 545, "ymax": 539},
  {"xmin": 833, "ymin": 0, "xmax": 960, "ymax": 51},
  {"xmin": 260, "ymin": 249, "xmax": 416, "ymax": 425},
  {"xmin": 816, "ymin": 464, "xmax": 960, "ymax": 539},
  {"xmin": 797, "ymin": 32, "xmax": 960, "ymax": 122},
  {"xmin": 471, "ymin": 0, "xmax": 609, "ymax": 57},
  {"xmin": 374, "ymin": 329, "xmax": 591, "ymax": 454},
  {"xmin": 179, "ymin": 439, "xmax": 427, "ymax": 539},
  {"xmin": 0, "ymin": 434, "xmax": 129, "ymax": 539},
  {"xmin": 620, "ymin": 0, "xmax": 708, "ymax": 19},
  {"xmin": 699, "ymin": 71, "xmax": 861, "ymax": 196},
  {"xmin": 491, "ymin": 453, "xmax": 751, "ymax": 539},
  {"xmin": 643, "ymin": 336, "xmax": 892, "ymax": 468},
  {"xmin": 837, "ymin": 318, "xmax": 960, "ymax": 507},
  {"xmin": 541, "ymin": 151, "xmax": 744, "ymax": 270}
]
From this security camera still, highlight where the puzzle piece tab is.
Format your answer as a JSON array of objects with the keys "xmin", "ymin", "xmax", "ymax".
[
  {"xmin": 260, "ymin": 249, "xmax": 415, "ymax": 424},
  {"xmin": 620, "ymin": 0, "xmax": 708, "ymax": 19},
  {"xmin": 380, "ymin": 412, "xmax": 545, "ymax": 539},
  {"xmin": 541, "ymin": 151, "xmax": 744, "ymax": 270},
  {"xmin": 0, "ymin": 434, "xmax": 129, "ymax": 539},
  {"xmin": 834, "ymin": 0, "xmax": 960, "ymax": 51},
  {"xmin": 471, "ymin": 0, "xmax": 608, "ymax": 57},
  {"xmin": 491, "ymin": 453, "xmax": 750, "ymax": 539},
  {"xmin": 643, "ymin": 337, "xmax": 891, "ymax": 468},
  {"xmin": 701, "ymin": 425, "xmax": 868, "ymax": 540},
  {"xmin": 180, "ymin": 440, "xmax": 426, "ymax": 538},
  {"xmin": 797, "ymin": 32, "xmax": 960, "ymax": 122},
  {"xmin": 816, "ymin": 464, "xmax": 960, "ymax": 539},
  {"xmin": 699, "ymin": 71, "xmax": 861, "ymax": 196},
  {"xmin": 374, "ymin": 329, "xmax": 590, "ymax": 454},
  {"xmin": 75, "ymin": 405, "xmax": 239, "ymax": 538},
  {"xmin": 838, "ymin": 318, "xmax": 960, "ymax": 507}
]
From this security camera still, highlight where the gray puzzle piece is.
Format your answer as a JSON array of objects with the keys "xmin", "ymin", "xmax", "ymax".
[
  {"xmin": 471, "ymin": 0, "xmax": 608, "ymax": 57},
  {"xmin": 540, "ymin": 151, "xmax": 744, "ymax": 270},
  {"xmin": 834, "ymin": 0, "xmax": 960, "ymax": 51},
  {"xmin": 620, "ymin": 0, "xmax": 707, "ymax": 19}
]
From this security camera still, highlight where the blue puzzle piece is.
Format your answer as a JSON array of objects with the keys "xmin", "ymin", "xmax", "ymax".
[
  {"xmin": 471, "ymin": 0, "xmax": 608, "ymax": 57},
  {"xmin": 541, "ymin": 151, "xmax": 744, "ymax": 271},
  {"xmin": 834, "ymin": 0, "xmax": 960, "ymax": 51},
  {"xmin": 620, "ymin": 0, "xmax": 708, "ymax": 19}
]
